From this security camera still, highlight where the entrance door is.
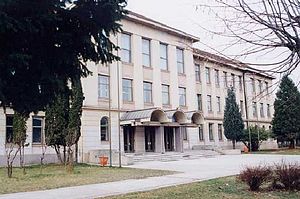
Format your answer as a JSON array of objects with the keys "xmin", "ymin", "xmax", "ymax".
[
  {"xmin": 124, "ymin": 126, "xmax": 134, "ymax": 153},
  {"xmin": 164, "ymin": 127, "xmax": 174, "ymax": 151},
  {"xmin": 145, "ymin": 127, "xmax": 155, "ymax": 152}
]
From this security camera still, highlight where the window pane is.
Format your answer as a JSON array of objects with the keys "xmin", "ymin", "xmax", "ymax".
[
  {"xmin": 206, "ymin": 68, "xmax": 210, "ymax": 83},
  {"xmin": 143, "ymin": 82, "xmax": 152, "ymax": 103},
  {"xmin": 122, "ymin": 79, "xmax": 133, "ymax": 102},
  {"xmin": 195, "ymin": 64, "xmax": 201, "ymax": 82},
  {"xmin": 179, "ymin": 87, "xmax": 186, "ymax": 106},
  {"xmin": 162, "ymin": 85, "xmax": 170, "ymax": 105},
  {"xmin": 100, "ymin": 117, "xmax": 109, "ymax": 141},
  {"xmin": 142, "ymin": 39, "xmax": 151, "ymax": 67},
  {"xmin": 98, "ymin": 75, "xmax": 109, "ymax": 98},
  {"xmin": 33, "ymin": 128, "xmax": 42, "ymax": 143},
  {"xmin": 160, "ymin": 44, "xmax": 168, "ymax": 70},
  {"xmin": 121, "ymin": 33, "xmax": 131, "ymax": 62},
  {"xmin": 177, "ymin": 48, "xmax": 184, "ymax": 73},
  {"xmin": 6, "ymin": 115, "xmax": 14, "ymax": 143}
]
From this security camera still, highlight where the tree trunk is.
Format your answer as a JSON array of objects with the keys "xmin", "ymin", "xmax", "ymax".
[
  {"xmin": 67, "ymin": 146, "xmax": 74, "ymax": 173},
  {"xmin": 54, "ymin": 145, "xmax": 63, "ymax": 164},
  {"xmin": 7, "ymin": 165, "xmax": 13, "ymax": 178},
  {"xmin": 75, "ymin": 142, "xmax": 78, "ymax": 163},
  {"xmin": 232, "ymin": 140, "xmax": 236, "ymax": 149},
  {"xmin": 289, "ymin": 140, "xmax": 295, "ymax": 149}
]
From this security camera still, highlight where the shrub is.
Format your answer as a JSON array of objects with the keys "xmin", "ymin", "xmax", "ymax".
[
  {"xmin": 238, "ymin": 165, "xmax": 272, "ymax": 191},
  {"xmin": 273, "ymin": 162, "xmax": 300, "ymax": 191}
]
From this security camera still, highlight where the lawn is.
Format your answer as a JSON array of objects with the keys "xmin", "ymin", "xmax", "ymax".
[
  {"xmin": 106, "ymin": 176, "xmax": 300, "ymax": 199},
  {"xmin": 249, "ymin": 148, "xmax": 300, "ymax": 155},
  {"xmin": 0, "ymin": 164, "xmax": 174, "ymax": 195}
]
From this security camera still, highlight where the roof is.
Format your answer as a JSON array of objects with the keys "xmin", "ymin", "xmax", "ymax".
[
  {"xmin": 193, "ymin": 48, "xmax": 275, "ymax": 79},
  {"xmin": 124, "ymin": 10, "xmax": 199, "ymax": 43}
]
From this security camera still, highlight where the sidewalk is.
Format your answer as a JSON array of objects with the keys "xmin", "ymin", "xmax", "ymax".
[{"xmin": 0, "ymin": 154, "xmax": 299, "ymax": 199}]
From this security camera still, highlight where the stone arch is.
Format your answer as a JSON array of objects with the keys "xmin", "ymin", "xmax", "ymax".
[{"xmin": 150, "ymin": 109, "xmax": 168, "ymax": 122}]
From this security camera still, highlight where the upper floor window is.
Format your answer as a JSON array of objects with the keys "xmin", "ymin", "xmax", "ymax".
[
  {"xmin": 252, "ymin": 102, "xmax": 257, "ymax": 117},
  {"xmin": 121, "ymin": 33, "xmax": 131, "ymax": 63},
  {"xmin": 240, "ymin": 100, "xmax": 244, "ymax": 116},
  {"xmin": 195, "ymin": 64, "xmax": 201, "ymax": 82},
  {"xmin": 142, "ymin": 38, "xmax": 151, "ymax": 67},
  {"xmin": 98, "ymin": 75, "xmax": 109, "ymax": 99},
  {"xmin": 265, "ymin": 81, "xmax": 269, "ymax": 94},
  {"xmin": 177, "ymin": 48, "xmax": 184, "ymax": 74},
  {"xmin": 179, "ymin": 87, "xmax": 186, "ymax": 106},
  {"xmin": 160, "ymin": 43, "xmax": 168, "ymax": 70},
  {"xmin": 207, "ymin": 95, "xmax": 212, "ymax": 112},
  {"xmin": 143, "ymin": 82, "xmax": 152, "ymax": 103},
  {"xmin": 6, "ymin": 115, "xmax": 14, "ymax": 143},
  {"xmin": 267, "ymin": 104, "xmax": 271, "ymax": 117},
  {"xmin": 100, "ymin": 117, "xmax": 109, "ymax": 141},
  {"xmin": 216, "ymin": 96, "xmax": 221, "ymax": 112},
  {"xmin": 239, "ymin": 76, "xmax": 243, "ymax": 91},
  {"xmin": 205, "ymin": 67, "xmax": 211, "ymax": 84},
  {"xmin": 258, "ymin": 80, "xmax": 263, "ymax": 93},
  {"xmin": 197, "ymin": 94, "xmax": 202, "ymax": 111},
  {"xmin": 215, "ymin": 69, "xmax": 220, "ymax": 87},
  {"xmin": 231, "ymin": 74, "xmax": 235, "ymax": 88},
  {"xmin": 32, "ymin": 117, "xmax": 43, "ymax": 144},
  {"xmin": 251, "ymin": 78, "xmax": 256, "ymax": 93},
  {"xmin": 260, "ymin": 103, "xmax": 264, "ymax": 118},
  {"xmin": 223, "ymin": 71, "xmax": 228, "ymax": 88},
  {"xmin": 122, "ymin": 79, "xmax": 133, "ymax": 102},
  {"xmin": 162, "ymin": 84, "xmax": 170, "ymax": 105}
]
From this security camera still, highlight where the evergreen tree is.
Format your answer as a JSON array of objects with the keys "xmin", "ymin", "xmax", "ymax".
[
  {"xmin": 0, "ymin": 0, "xmax": 127, "ymax": 117},
  {"xmin": 223, "ymin": 87, "xmax": 244, "ymax": 149},
  {"xmin": 272, "ymin": 75, "xmax": 300, "ymax": 148},
  {"xmin": 241, "ymin": 126, "xmax": 271, "ymax": 151}
]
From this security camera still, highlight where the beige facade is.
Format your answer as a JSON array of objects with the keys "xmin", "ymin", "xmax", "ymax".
[{"xmin": 0, "ymin": 11, "xmax": 275, "ymax": 165}]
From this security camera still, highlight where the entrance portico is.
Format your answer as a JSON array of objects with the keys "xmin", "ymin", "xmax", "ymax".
[{"xmin": 120, "ymin": 108, "xmax": 203, "ymax": 154}]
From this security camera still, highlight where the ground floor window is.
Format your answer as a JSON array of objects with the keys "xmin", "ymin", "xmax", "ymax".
[
  {"xmin": 199, "ymin": 124, "xmax": 204, "ymax": 141},
  {"xmin": 209, "ymin": 123, "xmax": 214, "ymax": 141},
  {"xmin": 6, "ymin": 115, "xmax": 14, "ymax": 143},
  {"xmin": 218, "ymin": 124, "xmax": 223, "ymax": 141},
  {"xmin": 32, "ymin": 117, "xmax": 43, "ymax": 144},
  {"xmin": 100, "ymin": 117, "xmax": 109, "ymax": 141}
]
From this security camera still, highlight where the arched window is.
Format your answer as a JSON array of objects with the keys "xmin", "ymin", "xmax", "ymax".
[{"xmin": 100, "ymin": 117, "xmax": 109, "ymax": 141}]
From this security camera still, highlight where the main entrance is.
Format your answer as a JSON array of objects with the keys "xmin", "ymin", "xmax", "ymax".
[
  {"xmin": 145, "ymin": 127, "xmax": 155, "ymax": 152},
  {"xmin": 164, "ymin": 127, "xmax": 175, "ymax": 151},
  {"xmin": 124, "ymin": 126, "xmax": 135, "ymax": 153}
]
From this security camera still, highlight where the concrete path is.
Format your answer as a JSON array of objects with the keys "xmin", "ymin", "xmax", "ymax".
[{"xmin": 0, "ymin": 154, "xmax": 299, "ymax": 199}]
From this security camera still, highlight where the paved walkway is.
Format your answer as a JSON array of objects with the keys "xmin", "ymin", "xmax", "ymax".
[{"xmin": 0, "ymin": 154, "xmax": 299, "ymax": 199}]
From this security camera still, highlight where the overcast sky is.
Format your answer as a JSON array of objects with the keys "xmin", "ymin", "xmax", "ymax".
[{"xmin": 127, "ymin": 0, "xmax": 300, "ymax": 88}]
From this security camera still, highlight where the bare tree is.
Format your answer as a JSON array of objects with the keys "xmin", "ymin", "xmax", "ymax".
[{"xmin": 197, "ymin": 0, "xmax": 300, "ymax": 75}]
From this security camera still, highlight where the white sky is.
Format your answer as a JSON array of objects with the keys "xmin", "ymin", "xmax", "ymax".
[{"xmin": 127, "ymin": 0, "xmax": 300, "ymax": 88}]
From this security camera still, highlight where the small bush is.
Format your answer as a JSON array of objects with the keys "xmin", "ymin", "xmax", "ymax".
[
  {"xmin": 238, "ymin": 165, "xmax": 272, "ymax": 191},
  {"xmin": 273, "ymin": 162, "xmax": 300, "ymax": 191}
]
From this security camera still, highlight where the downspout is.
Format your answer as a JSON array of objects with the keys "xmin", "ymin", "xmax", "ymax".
[
  {"xmin": 242, "ymin": 72, "xmax": 252, "ymax": 151},
  {"xmin": 116, "ymin": 34, "xmax": 122, "ymax": 168},
  {"xmin": 108, "ymin": 62, "xmax": 112, "ymax": 167}
]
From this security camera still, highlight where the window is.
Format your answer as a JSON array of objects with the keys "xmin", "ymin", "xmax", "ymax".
[
  {"xmin": 162, "ymin": 84, "xmax": 170, "ymax": 105},
  {"xmin": 182, "ymin": 128, "xmax": 188, "ymax": 140},
  {"xmin": 177, "ymin": 48, "xmax": 184, "ymax": 73},
  {"xmin": 223, "ymin": 72, "xmax": 228, "ymax": 88},
  {"xmin": 260, "ymin": 103, "xmax": 264, "ymax": 118},
  {"xmin": 258, "ymin": 80, "xmax": 262, "ymax": 93},
  {"xmin": 121, "ymin": 33, "xmax": 131, "ymax": 63},
  {"xmin": 143, "ymin": 82, "xmax": 152, "ymax": 103},
  {"xmin": 98, "ymin": 75, "xmax": 109, "ymax": 99},
  {"xmin": 179, "ymin": 87, "xmax": 186, "ymax": 106},
  {"xmin": 100, "ymin": 117, "xmax": 109, "ymax": 141},
  {"xmin": 231, "ymin": 74, "xmax": 235, "ymax": 88},
  {"xmin": 207, "ymin": 95, "xmax": 212, "ymax": 112},
  {"xmin": 265, "ymin": 81, "xmax": 269, "ymax": 94},
  {"xmin": 142, "ymin": 38, "xmax": 151, "ymax": 67},
  {"xmin": 252, "ymin": 102, "xmax": 257, "ymax": 117},
  {"xmin": 240, "ymin": 100, "xmax": 244, "ymax": 116},
  {"xmin": 195, "ymin": 64, "xmax": 201, "ymax": 82},
  {"xmin": 215, "ymin": 69, "xmax": 220, "ymax": 87},
  {"xmin": 267, "ymin": 104, "xmax": 271, "ymax": 118},
  {"xmin": 197, "ymin": 94, "xmax": 202, "ymax": 111},
  {"xmin": 160, "ymin": 43, "xmax": 168, "ymax": 70},
  {"xmin": 251, "ymin": 78, "xmax": 256, "ymax": 93},
  {"xmin": 239, "ymin": 76, "xmax": 243, "ymax": 91},
  {"xmin": 209, "ymin": 123, "xmax": 214, "ymax": 141},
  {"xmin": 199, "ymin": 124, "xmax": 204, "ymax": 141},
  {"xmin": 32, "ymin": 117, "xmax": 43, "ymax": 144},
  {"xmin": 6, "ymin": 115, "xmax": 13, "ymax": 143},
  {"xmin": 122, "ymin": 79, "xmax": 133, "ymax": 102},
  {"xmin": 216, "ymin": 96, "xmax": 221, "ymax": 112},
  {"xmin": 218, "ymin": 124, "xmax": 223, "ymax": 141},
  {"xmin": 205, "ymin": 67, "xmax": 211, "ymax": 84}
]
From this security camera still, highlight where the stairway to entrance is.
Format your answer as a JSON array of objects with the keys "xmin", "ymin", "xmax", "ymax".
[{"xmin": 125, "ymin": 150, "xmax": 221, "ymax": 163}]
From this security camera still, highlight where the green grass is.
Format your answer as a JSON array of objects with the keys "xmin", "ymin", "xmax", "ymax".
[
  {"xmin": 106, "ymin": 176, "xmax": 300, "ymax": 199},
  {"xmin": 249, "ymin": 148, "xmax": 300, "ymax": 155},
  {"xmin": 0, "ymin": 164, "xmax": 174, "ymax": 195}
]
